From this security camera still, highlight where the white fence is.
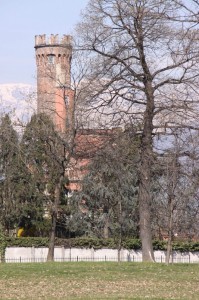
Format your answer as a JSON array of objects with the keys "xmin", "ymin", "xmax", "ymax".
[{"xmin": 5, "ymin": 247, "xmax": 199, "ymax": 263}]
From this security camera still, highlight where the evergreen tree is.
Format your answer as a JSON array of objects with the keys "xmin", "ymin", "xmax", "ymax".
[
  {"xmin": 78, "ymin": 128, "xmax": 140, "ymax": 242},
  {"xmin": 0, "ymin": 114, "xmax": 21, "ymax": 234},
  {"xmin": 21, "ymin": 114, "xmax": 68, "ymax": 239},
  {"xmin": 21, "ymin": 115, "xmax": 60, "ymax": 231}
]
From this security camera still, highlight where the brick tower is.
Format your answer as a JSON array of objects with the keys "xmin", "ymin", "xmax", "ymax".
[{"xmin": 35, "ymin": 34, "xmax": 73, "ymax": 132}]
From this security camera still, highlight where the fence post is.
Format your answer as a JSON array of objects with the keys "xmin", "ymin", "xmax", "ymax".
[{"xmin": 77, "ymin": 256, "xmax": 78, "ymax": 262}]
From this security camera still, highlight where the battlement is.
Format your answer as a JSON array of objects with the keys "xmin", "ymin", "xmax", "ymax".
[{"xmin": 35, "ymin": 34, "xmax": 72, "ymax": 47}]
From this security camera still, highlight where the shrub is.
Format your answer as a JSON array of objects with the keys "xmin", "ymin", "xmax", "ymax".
[{"xmin": 5, "ymin": 237, "xmax": 199, "ymax": 252}]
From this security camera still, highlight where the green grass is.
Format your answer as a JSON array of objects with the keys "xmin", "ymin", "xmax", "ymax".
[{"xmin": 0, "ymin": 262, "xmax": 198, "ymax": 299}]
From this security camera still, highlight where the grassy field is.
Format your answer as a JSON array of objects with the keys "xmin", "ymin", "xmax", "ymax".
[{"xmin": 0, "ymin": 262, "xmax": 198, "ymax": 300}]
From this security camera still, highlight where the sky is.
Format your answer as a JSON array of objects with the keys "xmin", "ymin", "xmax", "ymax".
[{"xmin": 0, "ymin": 0, "xmax": 88, "ymax": 85}]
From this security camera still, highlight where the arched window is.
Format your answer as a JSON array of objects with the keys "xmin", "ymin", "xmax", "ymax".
[{"xmin": 47, "ymin": 54, "xmax": 55, "ymax": 64}]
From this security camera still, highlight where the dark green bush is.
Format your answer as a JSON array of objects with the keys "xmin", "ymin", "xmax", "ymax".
[
  {"xmin": 122, "ymin": 238, "xmax": 141, "ymax": 250},
  {"xmin": 152, "ymin": 240, "xmax": 167, "ymax": 251},
  {"xmin": 5, "ymin": 237, "xmax": 199, "ymax": 252},
  {"xmin": 6, "ymin": 237, "xmax": 49, "ymax": 247}
]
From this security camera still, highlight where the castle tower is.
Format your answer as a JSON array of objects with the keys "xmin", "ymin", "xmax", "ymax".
[{"xmin": 35, "ymin": 34, "xmax": 73, "ymax": 132}]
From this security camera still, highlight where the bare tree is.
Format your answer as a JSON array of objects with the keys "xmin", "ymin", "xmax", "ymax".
[
  {"xmin": 152, "ymin": 129, "xmax": 199, "ymax": 263},
  {"xmin": 76, "ymin": 0, "xmax": 199, "ymax": 261}
]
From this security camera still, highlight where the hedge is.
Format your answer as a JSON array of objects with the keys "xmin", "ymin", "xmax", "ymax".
[{"xmin": 4, "ymin": 237, "xmax": 199, "ymax": 252}]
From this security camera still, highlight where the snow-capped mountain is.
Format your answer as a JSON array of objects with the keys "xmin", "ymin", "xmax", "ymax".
[{"xmin": 0, "ymin": 83, "xmax": 36, "ymax": 125}]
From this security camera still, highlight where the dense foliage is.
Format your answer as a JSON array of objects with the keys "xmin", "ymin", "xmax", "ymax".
[
  {"xmin": 76, "ymin": 128, "xmax": 140, "ymax": 240},
  {"xmin": 0, "ymin": 114, "xmax": 36, "ymax": 233},
  {"xmin": 4, "ymin": 237, "xmax": 199, "ymax": 252}
]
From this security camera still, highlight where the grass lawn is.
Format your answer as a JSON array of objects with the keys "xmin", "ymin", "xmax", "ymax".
[{"xmin": 0, "ymin": 262, "xmax": 198, "ymax": 299}]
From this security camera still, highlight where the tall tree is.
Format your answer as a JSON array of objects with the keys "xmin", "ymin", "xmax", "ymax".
[
  {"xmin": 152, "ymin": 130, "xmax": 199, "ymax": 263},
  {"xmin": 76, "ymin": 0, "xmax": 199, "ymax": 261},
  {"xmin": 80, "ymin": 128, "xmax": 139, "ymax": 244},
  {"xmin": 21, "ymin": 113, "xmax": 68, "ymax": 259},
  {"xmin": 0, "ymin": 114, "xmax": 21, "ymax": 234}
]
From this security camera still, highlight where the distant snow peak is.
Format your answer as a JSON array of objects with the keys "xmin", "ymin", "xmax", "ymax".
[{"xmin": 0, "ymin": 83, "xmax": 36, "ymax": 125}]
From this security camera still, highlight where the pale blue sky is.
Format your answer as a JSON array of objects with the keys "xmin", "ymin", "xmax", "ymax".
[{"xmin": 0, "ymin": 0, "xmax": 88, "ymax": 84}]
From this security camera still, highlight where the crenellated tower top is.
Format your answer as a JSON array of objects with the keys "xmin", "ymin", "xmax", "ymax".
[{"xmin": 35, "ymin": 34, "xmax": 72, "ymax": 48}]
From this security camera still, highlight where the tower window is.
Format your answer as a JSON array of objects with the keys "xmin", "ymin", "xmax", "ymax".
[
  {"xmin": 47, "ymin": 54, "xmax": 55, "ymax": 64},
  {"xmin": 65, "ymin": 95, "xmax": 69, "ymax": 105}
]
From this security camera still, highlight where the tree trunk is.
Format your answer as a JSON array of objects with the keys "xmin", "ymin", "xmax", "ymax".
[
  {"xmin": 47, "ymin": 210, "xmax": 57, "ymax": 262},
  {"xmin": 138, "ymin": 81, "xmax": 155, "ymax": 262},
  {"xmin": 138, "ymin": 165, "xmax": 154, "ymax": 262},
  {"xmin": 165, "ymin": 161, "xmax": 177, "ymax": 264},
  {"xmin": 166, "ymin": 196, "xmax": 174, "ymax": 264},
  {"xmin": 103, "ymin": 214, "xmax": 109, "ymax": 239},
  {"xmin": 117, "ymin": 199, "xmax": 122, "ymax": 263},
  {"xmin": 47, "ymin": 178, "xmax": 62, "ymax": 262},
  {"xmin": 166, "ymin": 194, "xmax": 175, "ymax": 264},
  {"xmin": 166, "ymin": 155, "xmax": 178, "ymax": 264},
  {"xmin": 166, "ymin": 223, "xmax": 173, "ymax": 265}
]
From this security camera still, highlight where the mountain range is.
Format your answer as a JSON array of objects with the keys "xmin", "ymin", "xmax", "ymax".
[{"xmin": 0, "ymin": 83, "xmax": 36, "ymax": 125}]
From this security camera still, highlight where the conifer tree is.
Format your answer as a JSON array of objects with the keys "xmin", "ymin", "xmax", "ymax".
[
  {"xmin": 79, "ymin": 129, "xmax": 140, "ymax": 246},
  {"xmin": 0, "ymin": 114, "xmax": 20, "ymax": 234}
]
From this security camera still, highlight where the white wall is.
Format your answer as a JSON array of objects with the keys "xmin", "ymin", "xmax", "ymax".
[{"xmin": 5, "ymin": 247, "xmax": 199, "ymax": 263}]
